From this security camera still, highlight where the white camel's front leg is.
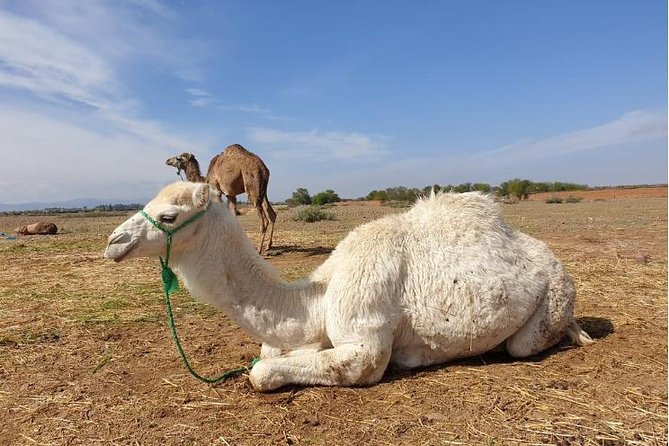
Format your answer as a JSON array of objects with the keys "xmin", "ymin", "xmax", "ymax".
[
  {"xmin": 249, "ymin": 341, "xmax": 392, "ymax": 392},
  {"xmin": 260, "ymin": 343, "xmax": 328, "ymax": 359}
]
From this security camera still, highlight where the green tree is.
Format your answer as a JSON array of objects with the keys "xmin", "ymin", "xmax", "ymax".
[
  {"xmin": 422, "ymin": 184, "xmax": 442, "ymax": 195},
  {"xmin": 366, "ymin": 190, "xmax": 388, "ymax": 201},
  {"xmin": 471, "ymin": 183, "xmax": 491, "ymax": 193},
  {"xmin": 452, "ymin": 182, "xmax": 472, "ymax": 193},
  {"xmin": 286, "ymin": 188, "xmax": 311, "ymax": 206},
  {"xmin": 312, "ymin": 189, "xmax": 341, "ymax": 205},
  {"xmin": 497, "ymin": 181, "xmax": 509, "ymax": 197},
  {"xmin": 507, "ymin": 179, "xmax": 531, "ymax": 200},
  {"xmin": 530, "ymin": 182, "xmax": 550, "ymax": 193}
]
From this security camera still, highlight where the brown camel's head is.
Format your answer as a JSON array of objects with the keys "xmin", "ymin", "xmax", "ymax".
[{"xmin": 165, "ymin": 152, "xmax": 194, "ymax": 175}]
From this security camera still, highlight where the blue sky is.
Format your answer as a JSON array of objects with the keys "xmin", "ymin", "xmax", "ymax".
[{"xmin": 0, "ymin": 0, "xmax": 666, "ymax": 204}]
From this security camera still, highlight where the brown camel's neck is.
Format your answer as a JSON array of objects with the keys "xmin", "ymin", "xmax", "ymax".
[{"xmin": 184, "ymin": 159, "xmax": 206, "ymax": 182}]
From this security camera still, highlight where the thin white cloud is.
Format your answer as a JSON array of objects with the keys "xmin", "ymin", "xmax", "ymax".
[
  {"xmin": 0, "ymin": 1, "xmax": 205, "ymax": 144},
  {"xmin": 0, "ymin": 1, "xmax": 205, "ymax": 203},
  {"xmin": 17, "ymin": 0, "xmax": 200, "ymax": 78},
  {"xmin": 128, "ymin": 0, "xmax": 176, "ymax": 19},
  {"xmin": 0, "ymin": 1, "xmax": 205, "ymax": 108},
  {"xmin": 96, "ymin": 108, "xmax": 198, "ymax": 149},
  {"xmin": 247, "ymin": 127, "xmax": 390, "ymax": 160},
  {"xmin": 185, "ymin": 88, "xmax": 210, "ymax": 97},
  {"xmin": 185, "ymin": 93, "xmax": 288, "ymax": 115},
  {"xmin": 219, "ymin": 104, "xmax": 270, "ymax": 114},
  {"xmin": 0, "ymin": 105, "xmax": 180, "ymax": 203},
  {"xmin": 358, "ymin": 109, "xmax": 669, "ymax": 190},
  {"xmin": 189, "ymin": 97, "xmax": 212, "ymax": 107},
  {"xmin": 185, "ymin": 88, "xmax": 215, "ymax": 107},
  {"xmin": 217, "ymin": 103, "xmax": 299, "ymax": 122},
  {"xmin": 476, "ymin": 110, "xmax": 667, "ymax": 163},
  {"xmin": 0, "ymin": 9, "xmax": 114, "ymax": 107}
]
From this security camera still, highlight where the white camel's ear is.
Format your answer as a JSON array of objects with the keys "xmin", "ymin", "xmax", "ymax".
[{"xmin": 193, "ymin": 183, "xmax": 210, "ymax": 209}]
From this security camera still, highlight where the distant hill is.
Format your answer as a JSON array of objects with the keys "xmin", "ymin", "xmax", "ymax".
[{"xmin": 0, "ymin": 197, "xmax": 150, "ymax": 212}]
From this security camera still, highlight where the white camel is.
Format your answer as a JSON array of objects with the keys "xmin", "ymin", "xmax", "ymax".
[{"xmin": 104, "ymin": 182, "xmax": 592, "ymax": 391}]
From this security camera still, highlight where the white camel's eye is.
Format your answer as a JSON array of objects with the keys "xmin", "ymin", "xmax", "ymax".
[{"xmin": 160, "ymin": 214, "xmax": 177, "ymax": 224}]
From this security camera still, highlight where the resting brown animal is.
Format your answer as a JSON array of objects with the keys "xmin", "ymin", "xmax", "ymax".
[{"xmin": 16, "ymin": 222, "xmax": 58, "ymax": 235}]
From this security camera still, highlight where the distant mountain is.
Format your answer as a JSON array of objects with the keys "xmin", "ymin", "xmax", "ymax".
[{"xmin": 0, "ymin": 197, "xmax": 150, "ymax": 212}]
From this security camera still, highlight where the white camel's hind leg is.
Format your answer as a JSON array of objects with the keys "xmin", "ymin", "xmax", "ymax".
[
  {"xmin": 506, "ymin": 273, "xmax": 590, "ymax": 357},
  {"xmin": 565, "ymin": 320, "xmax": 594, "ymax": 346},
  {"xmin": 506, "ymin": 310, "xmax": 574, "ymax": 358}
]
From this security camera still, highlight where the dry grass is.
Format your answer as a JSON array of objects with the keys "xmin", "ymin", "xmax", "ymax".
[{"xmin": 0, "ymin": 194, "xmax": 666, "ymax": 445}]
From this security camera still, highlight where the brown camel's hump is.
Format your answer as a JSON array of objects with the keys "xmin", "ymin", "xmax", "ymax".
[
  {"xmin": 205, "ymin": 153, "xmax": 222, "ymax": 178},
  {"xmin": 217, "ymin": 144, "xmax": 270, "ymax": 177},
  {"xmin": 222, "ymin": 144, "xmax": 252, "ymax": 156}
]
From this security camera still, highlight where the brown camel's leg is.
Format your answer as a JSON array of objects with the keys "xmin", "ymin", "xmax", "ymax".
[
  {"xmin": 243, "ymin": 174, "xmax": 270, "ymax": 253},
  {"xmin": 261, "ymin": 196, "xmax": 276, "ymax": 250},
  {"xmin": 226, "ymin": 195, "xmax": 240, "ymax": 215},
  {"xmin": 255, "ymin": 201, "xmax": 269, "ymax": 254}
]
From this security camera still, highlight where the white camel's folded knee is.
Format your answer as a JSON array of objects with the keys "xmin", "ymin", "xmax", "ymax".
[{"xmin": 249, "ymin": 343, "xmax": 391, "ymax": 391}]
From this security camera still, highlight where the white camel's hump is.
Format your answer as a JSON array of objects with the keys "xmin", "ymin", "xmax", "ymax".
[{"xmin": 105, "ymin": 182, "xmax": 592, "ymax": 392}]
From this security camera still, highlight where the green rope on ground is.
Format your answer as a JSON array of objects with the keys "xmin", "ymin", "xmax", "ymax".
[
  {"xmin": 139, "ymin": 204, "xmax": 258, "ymax": 384},
  {"xmin": 161, "ymin": 282, "xmax": 255, "ymax": 383}
]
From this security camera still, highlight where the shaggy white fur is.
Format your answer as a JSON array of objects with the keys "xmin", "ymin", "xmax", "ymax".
[{"xmin": 104, "ymin": 182, "xmax": 592, "ymax": 391}]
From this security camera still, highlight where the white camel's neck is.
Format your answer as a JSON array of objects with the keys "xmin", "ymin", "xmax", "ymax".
[{"xmin": 172, "ymin": 203, "xmax": 326, "ymax": 349}]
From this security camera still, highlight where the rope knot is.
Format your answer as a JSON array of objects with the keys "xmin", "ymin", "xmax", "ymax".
[{"xmin": 160, "ymin": 256, "xmax": 180, "ymax": 295}]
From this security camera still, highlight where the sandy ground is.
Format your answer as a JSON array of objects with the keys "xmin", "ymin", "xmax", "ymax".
[
  {"xmin": 526, "ymin": 186, "xmax": 667, "ymax": 202},
  {"xmin": 0, "ymin": 188, "xmax": 666, "ymax": 445}
]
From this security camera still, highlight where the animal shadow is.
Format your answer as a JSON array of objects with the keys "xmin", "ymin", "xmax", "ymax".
[
  {"xmin": 575, "ymin": 316, "xmax": 614, "ymax": 340},
  {"xmin": 386, "ymin": 316, "xmax": 614, "ymax": 382},
  {"xmin": 267, "ymin": 245, "xmax": 333, "ymax": 257}
]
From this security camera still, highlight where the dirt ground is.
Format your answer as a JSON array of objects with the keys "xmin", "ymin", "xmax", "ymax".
[
  {"xmin": 0, "ymin": 188, "xmax": 666, "ymax": 445},
  {"xmin": 527, "ymin": 186, "xmax": 667, "ymax": 202}
]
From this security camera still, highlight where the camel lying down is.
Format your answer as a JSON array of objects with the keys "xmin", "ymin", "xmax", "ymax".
[
  {"xmin": 104, "ymin": 182, "xmax": 592, "ymax": 391},
  {"xmin": 17, "ymin": 222, "xmax": 58, "ymax": 235}
]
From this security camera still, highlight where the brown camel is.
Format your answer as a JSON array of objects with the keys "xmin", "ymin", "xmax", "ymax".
[{"xmin": 165, "ymin": 144, "xmax": 276, "ymax": 253}]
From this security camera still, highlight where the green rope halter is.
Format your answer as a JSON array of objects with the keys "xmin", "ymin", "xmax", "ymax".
[{"xmin": 140, "ymin": 203, "xmax": 258, "ymax": 384}]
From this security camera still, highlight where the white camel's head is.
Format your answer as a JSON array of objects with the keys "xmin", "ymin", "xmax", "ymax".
[{"xmin": 104, "ymin": 182, "xmax": 211, "ymax": 262}]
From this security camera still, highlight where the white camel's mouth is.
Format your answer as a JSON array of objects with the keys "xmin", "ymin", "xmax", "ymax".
[{"xmin": 104, "ymin": 232, "xmax": 138, "ymax": 263}]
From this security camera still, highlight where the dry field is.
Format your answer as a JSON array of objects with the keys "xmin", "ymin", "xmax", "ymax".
[{"xmin": 0, "ymin": 188, "xmax": 667, "ymax": 445}]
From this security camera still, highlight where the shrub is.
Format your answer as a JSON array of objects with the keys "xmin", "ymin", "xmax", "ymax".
[
  {"xmin": 565, "ymin": 195, "xmax": 583, "ymax": 203},
  {"xmin": 545, "ymin": 196, "xmax": 563, "ymax": 204},
  {"xmin": 292, "ymin": 206, "xmax": 335, "ymax": 223}
]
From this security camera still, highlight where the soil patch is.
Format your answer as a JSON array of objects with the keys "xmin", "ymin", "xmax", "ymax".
[{"xmin": 0, "ymin": 191, "xmax": 666, "ymax": 445}]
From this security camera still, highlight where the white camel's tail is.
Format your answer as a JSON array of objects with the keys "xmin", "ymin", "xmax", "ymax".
[{"xmin": 566, "ymin": 320, "xmax": 594, "ymax": 346}]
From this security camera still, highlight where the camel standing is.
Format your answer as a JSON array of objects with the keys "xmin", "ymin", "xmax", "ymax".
[
  {"xmin": 105, "ymin": 182, "xmax": 593, "ymax": 392},
  {"xmin": 166, "ymin": 144, "xmax": 276, "ymax": 253}
]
